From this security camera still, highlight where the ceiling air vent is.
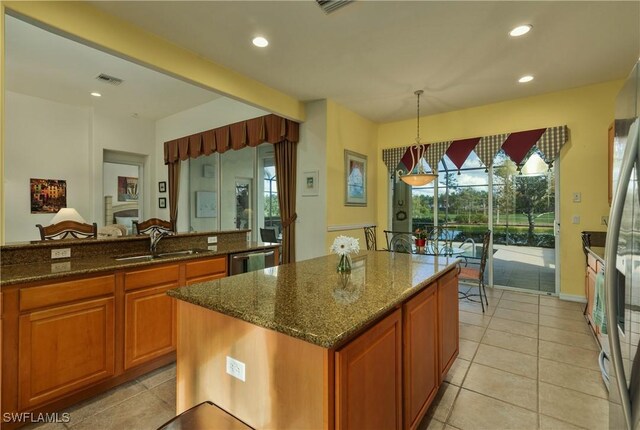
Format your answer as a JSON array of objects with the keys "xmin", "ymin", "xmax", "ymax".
[
  {"xmin": 95, "ymin": 73, "xmax": 123, "ymax": 86},
  {"xmin": 316, "ymin": 0, "xmax": 353, "ymax": 14}
]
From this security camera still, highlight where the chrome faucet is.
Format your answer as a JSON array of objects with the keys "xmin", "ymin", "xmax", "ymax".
[{"xmin": 150, "ymin": 229, "xmax": 171, "ymax": 254}]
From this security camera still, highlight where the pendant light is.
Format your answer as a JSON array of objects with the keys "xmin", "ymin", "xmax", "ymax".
[{"xmin": 399, "ymin": 90, "xmax": 438, "ymax": 186}]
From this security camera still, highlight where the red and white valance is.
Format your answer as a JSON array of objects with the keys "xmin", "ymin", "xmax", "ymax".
[{"xmin": 381, "ymin": 125, "xmax": 569, "ymax": 174}]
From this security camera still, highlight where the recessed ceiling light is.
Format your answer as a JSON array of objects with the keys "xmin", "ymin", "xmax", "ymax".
[
  {"xmin": 252, "ymin": 36, "xmax": 269, "ymax": 48},
  {"xmin": 90, "ymin": 92, "xmax": 102, "ymax": 97},
  {"xmin": 518, "ymin": 75, "xmax": 534, "ymax": 83},
  {"xmin": 509, "ymin": 25, "xmax": 532, "ymax": 37}
]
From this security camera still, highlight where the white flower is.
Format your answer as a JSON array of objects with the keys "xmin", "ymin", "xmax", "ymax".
[{"xmin": 330, "ymin": 235, "xmax": 360, "ymax": 256}]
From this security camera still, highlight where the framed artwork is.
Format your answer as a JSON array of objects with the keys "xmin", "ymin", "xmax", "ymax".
[
  {"xmin": 158, "ymin": 197, "xmax": 167, "ymax": 209},
  {"xmin": 158, "ymin": 181, "xmax": 167, "ymax": 193},
  {"xmin": 117, "ymin": 176, "xmax": 138, "ymax": 201},
  {"xmin": 302, "ymin": 170, "xmax": 319, "ymax": 196},
  {"xmin": 30, "ymin": 178, "xmax": 67, "ymax": 214},
  {"xmin": 196, "ymin": 191, "xmax": 217, "ymax": 218},
  {"xmin": 344, "ymin": 150, "xmax": 367, "ymax": 206}
]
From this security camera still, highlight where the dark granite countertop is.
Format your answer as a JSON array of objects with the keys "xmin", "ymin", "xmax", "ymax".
[
  {"xmin": 0, "ymin": 241, "xmax": 278, "ymax": 286},
  {"xmin": 167, "ymin": 251, "xmax": 460, "ymax": 349}
]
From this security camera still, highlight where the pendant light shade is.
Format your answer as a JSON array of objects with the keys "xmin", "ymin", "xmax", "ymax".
[{"xmin": 398, "ymin": 91, "xmax": 438, "ymax": 187}]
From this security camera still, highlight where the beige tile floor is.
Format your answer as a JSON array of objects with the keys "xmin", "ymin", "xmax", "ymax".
[
  {"xmin": 27, "ymin": 288, "xmax": 604, "ymax": 430},
  {"xmin": 419, "ymin": 288, "xmax": 608, "ymax": 430}
]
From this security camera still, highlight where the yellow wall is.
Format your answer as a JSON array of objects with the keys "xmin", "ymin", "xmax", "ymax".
[
  {"xmin": 0, "ymin": 3, "xmax": 5, "ymax": 244},
  {"xmin": 377, "ymin": 80, "xmax": 622, "ymax": 298},
  {"xmin": 325, "ymin": 100, "xmax": 378, "ymax": 251}
]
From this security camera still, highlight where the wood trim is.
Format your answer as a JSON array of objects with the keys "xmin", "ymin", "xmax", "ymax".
[
  {"xmin": 323, "ymin": 349, "xmax": 335, "ymax": 430},
  {"xmin": 438, "ymin": 270, "xmax": 459, "ymax": 381},
  {"xmin": 18, "ymin": 297, "xmax": 115, "ymax": 409},
  {"xmin": 19, "ymin": 275, "xmax": 115, "ymax": 311},
  {"xmin": 124, "ymin": 264, "xmax": 179, "ymax": 291}
]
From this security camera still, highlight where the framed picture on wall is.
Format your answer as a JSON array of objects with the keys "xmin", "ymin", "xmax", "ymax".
[
  {"xmin": 158, "ymin": 181, "xmax": 166, "ymax": 193},
  {"xmin": 344, "ymin": 150, "xmax": 367, "ymax": 206},
  {"xmin": 117, "ymin": 176, "xmax": 138, "ymax": 201},
  {"xmin": 302, "ymin": 170, "xmax": 319, "ymax": 196},
  {"xmin": 158, "ymin": 197, "xmax": 167, "ymax": 209},
  {"xmin": 30, "ymin": 178, "xmax": 67, "ymax": 213}
]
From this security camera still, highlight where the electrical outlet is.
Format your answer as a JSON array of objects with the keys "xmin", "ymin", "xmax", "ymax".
[
  {"xmin": 572, "ymin": 215, "xmax": 581, "ymax": 224},
  {"xmin": 208, "ymin": 236, "xmax": 218, "ymax": 244},
  {"xmin": 226, "ymin": 356, "xmax": 245, "ymax": 382},
  {"xmin": 51, "ymin": 248, "xmax": 71, "ymax": 259},
  {"xmin": 208, "ymin": 245, "xmax": 217, "ymax": 252},
  {"xmin": 572, "ymin": 192, "xmax": 581, "ymax": 203},
  {"xmin": 601, "ymin": 216, "xmax": 609, "ymax": 226},
  {"xmin": 51, "ymin": 261, "xmax": 71, "ymax": 273}
]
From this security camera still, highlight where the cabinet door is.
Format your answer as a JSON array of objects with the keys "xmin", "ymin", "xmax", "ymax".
[
  {"xmin": 404, "ymin": 285, "xmax": 439, "ymax": 430},
  {"xmin": 19, "ymin": 297, "xmax": 115, "ymax": 409},
  {"xmin": 438, "ymin": 270, "xmax": 459, "ymax": 381},
  {"xmin": 124, "ymin": 283, "xmax": 177, "ymax": 370},
  {"xmin": 185, "ymin": 257, "xmax": 227, "ymax": 285},
  {"xmin": 335, "ymin": 309, "xmax": 402, "ymax": 430},
  {"xmin": 586, "ymin": 267, "xmax": 597, "ymax": 330}
]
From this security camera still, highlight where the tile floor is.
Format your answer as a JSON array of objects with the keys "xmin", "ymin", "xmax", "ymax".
[
  {"xmin": 418, "ymin": 288, "xmax": 607, "ymax": 430},
  {"xmin": 27, "ymin": 288, "xmax": 605, "ymax": 430}
]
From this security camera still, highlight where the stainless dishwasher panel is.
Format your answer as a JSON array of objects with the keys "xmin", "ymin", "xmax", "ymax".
[{"xmin": 229, "ymin": 250, "xmax": 276, "ymax": 275}]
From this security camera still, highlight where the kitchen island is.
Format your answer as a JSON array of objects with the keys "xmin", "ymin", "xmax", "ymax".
[{"xmin": 168, "ymin": 251, "xmax": 460, "ymax": 430}]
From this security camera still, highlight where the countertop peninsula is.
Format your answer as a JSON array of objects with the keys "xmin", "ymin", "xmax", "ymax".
[
  {"xmin": 0, "ymin": 241, "xmax": 278, "ymax": 286},
  {"xmin": 168, "ymin": 250, "xmax": 460, "ymax": 349}
]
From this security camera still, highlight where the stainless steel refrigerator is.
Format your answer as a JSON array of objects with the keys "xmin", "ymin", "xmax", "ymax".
[{"xmin": 606, "ymin": 59, "xmax": 640, "ymax": 430}]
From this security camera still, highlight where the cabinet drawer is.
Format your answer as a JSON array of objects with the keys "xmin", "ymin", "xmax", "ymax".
[
  {"xmin": 185, "ymin": 257, "xmax": 227, "ymax": 280},
  {"xmin": 20, "ymin": 275, "xmax": 115, "ymax": 311},
  {"xmin": 125, "ymin": 265, "xmax": 179, "ymax": 291}
]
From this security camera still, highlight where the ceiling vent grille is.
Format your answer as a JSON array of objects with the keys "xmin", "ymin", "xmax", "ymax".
[
  {"xmin": 316, "ymin": 0, "xmax": 353, "ymax": 14},
  {"xmin": 95, "ymin": 73, "xmax": 123, "ymax": 86}
]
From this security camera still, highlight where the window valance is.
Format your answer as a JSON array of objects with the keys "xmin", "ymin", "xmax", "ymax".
[
  {"xmin": 163, "ymin": 113, "xmax": 300, "ymax": 165},
  {"xmin": 382, "ymin": 125, "xmax": 569, "ymax": 174}
]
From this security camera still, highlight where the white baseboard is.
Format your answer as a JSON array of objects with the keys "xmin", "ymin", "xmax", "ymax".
[{"xmin": 559, "ymin": 293, "xmax": 587, "ymax": 303}]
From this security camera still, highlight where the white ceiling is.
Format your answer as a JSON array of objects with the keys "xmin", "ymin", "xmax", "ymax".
[
  {"xmin": 4, "ymin": 15, "xmax": 221, "ymax": 120},
  {"xmin": 89, "ymin": 0, "xmax": 640, "ymax": 123},
  {"xmin": 7, "ymin": 0, "xmax": 640, "ymax": 122}
]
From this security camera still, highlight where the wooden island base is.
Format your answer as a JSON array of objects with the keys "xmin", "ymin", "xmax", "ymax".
[{"xmin": 176, "ymin": 267, "xmax": 459, "ymax": 430}]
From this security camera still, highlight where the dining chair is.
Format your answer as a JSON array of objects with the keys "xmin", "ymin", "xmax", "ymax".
[
  {"xmin": 260, "ymin": 227, "xmax": 279, "ymax": 243},
  {"xmin": 458, "ymin": 230, "xmax": 491, "ymax": 312},
  {"xmin": 383, "ymin": 230, "xmax": 414, "ymax": 254},
  {"xmin": 363, "ymin": 225, "xmax": 377, "ymax": 250},
  {"xmin": 133, "ymin": 218, "xmax": 174, "ymax": 235},
  {"xmin": 36, "ymin": 220, "xmax": 98, "ymax": 240}
]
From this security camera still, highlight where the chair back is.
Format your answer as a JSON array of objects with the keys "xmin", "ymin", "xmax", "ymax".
[
  {"xmin": 260, "ymin": 228, "xmax": 278, "ymax": 243},
  {"xmin": 384, "ymin": 230, "xmax": 414, "ymax": 254},
  {"xmin": 36, "ymin": 221, "xmax": 97, "ymax": 240},
  {"xmin": 426, "ymin": 226, "xmax": 454, "ymax": 255},
  {"xmin": 363, "ymin": 226, "xmax": 377, "ymax": 250},
  {"xmin": 478, "ymin": 230, "xmax": 492, "ymax": 278},
  {"xmin": 133, "ymin": 218, "xmax": 174, "ymax": 235}
]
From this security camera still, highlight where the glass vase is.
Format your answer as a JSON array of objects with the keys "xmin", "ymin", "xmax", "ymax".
[{"xmin": 337, "ymin": 254, "xmax": 352, "ymax": 273}]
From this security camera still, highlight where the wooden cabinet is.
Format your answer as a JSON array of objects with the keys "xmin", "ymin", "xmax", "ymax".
[
  {"xmin": 124, "ymin": 265, "xmax": 179, "ymax": 370},
  {"xmin": 185, "ymin": 256, "xmax": 227, "ymax": 285},
  {"xmin": 585, "ymin": 251, "xmax": 603, "ymax": 335},
  {"xmin": 438, "ymin": 269, "xmax": 459, "ymax": 380},
  {"xmin": 335, "ymin": 309, "xmax": 402, "ymax": 430},
  {"xmin": 403, "ymin": 285, "xmax": 438, "ymax": 430},
  {"xmin": 18, "ymin": 296, "xmax": 115, "ymax": 409}
]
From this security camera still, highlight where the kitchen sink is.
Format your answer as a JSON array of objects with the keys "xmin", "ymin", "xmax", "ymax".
[
  {"xmin": 114, "ymin": 249, "xmax": 205, "ymax": 261},
  {"xmin": 114, "ymin": 254, "xmax": 155, "ymax": 262}
]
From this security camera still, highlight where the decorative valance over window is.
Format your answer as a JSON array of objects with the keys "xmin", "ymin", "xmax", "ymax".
[
  {"xmin": 382, "ymin": 125, "xmax": 569, "ymax": 174},
  {"xmin": 162, "ymin": 113, "xmax": 300, "ymax": 264},
  {"xmin": 163, "ymin": 114, "xmax": 300, "ymax": 165}
]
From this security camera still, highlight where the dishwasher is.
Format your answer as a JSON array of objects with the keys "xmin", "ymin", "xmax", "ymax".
[{"xmin": 229, "ymin": 249, "xmax": 276, "ymax": 275}]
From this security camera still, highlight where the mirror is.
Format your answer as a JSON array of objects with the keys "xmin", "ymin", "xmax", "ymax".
[{"xmin": 4, "ymin": 14, "xmax": 268, "ymax": 243}]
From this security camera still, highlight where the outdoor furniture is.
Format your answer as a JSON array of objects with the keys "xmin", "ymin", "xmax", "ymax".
[
  {"xmin": 36, "ymin": 220, "xmax": 97, "ymax": 240},
  {"xmin": 133, "ymin": 218, "xmax": 174, "ymax": 235},
  {"xmin": 459, "ymin": 230, "xmax": 491, "ymax": 312},
  {"xmin": 363, "ymin": 225, "xmax": 378, "ymax": 250}
]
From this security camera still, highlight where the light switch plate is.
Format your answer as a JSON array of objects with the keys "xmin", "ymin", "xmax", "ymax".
[
  {"xmin": 226, "ymin": 356, "xmax": 245, "ymax": 382},
  {"xmin": 572, "ymin": 192, "xmax": 581, "ymax": 203},
  {"xmin": 572, "ymin": 215, "xmax": 581, "ymax": 224}
]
